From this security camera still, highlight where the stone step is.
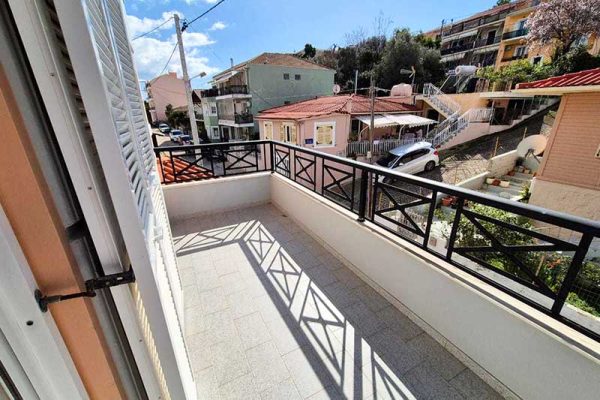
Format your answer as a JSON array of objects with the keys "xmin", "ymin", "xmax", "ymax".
[
  {"xmin": 484, "ymin": 183, "xmax": 523, "ymax": 195},
  {"xmin": 509, "ymin": 172, "xmax": 534, "ymax": 180},
  {"xmin": 501, "ymin": 174, "xmax": 533, "ymax": 184}
]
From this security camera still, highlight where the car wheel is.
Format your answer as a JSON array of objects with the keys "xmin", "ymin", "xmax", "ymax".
[{"xmin": 424, "ymin": 161, "xmax": 436, "ymax": 172}]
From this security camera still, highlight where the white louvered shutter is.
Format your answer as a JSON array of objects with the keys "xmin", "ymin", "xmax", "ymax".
[{"xmin": 73, "ymin": 0, "xmax": 191, "ymax": 397}]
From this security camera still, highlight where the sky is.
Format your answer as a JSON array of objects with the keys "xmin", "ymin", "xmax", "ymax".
[{"xmin": 125, "ymin": 0, "xmax": 497, "ymax": 89}]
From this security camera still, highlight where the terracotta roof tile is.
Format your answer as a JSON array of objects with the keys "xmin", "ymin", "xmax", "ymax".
[
  {"xmin": 516, "ymin": 68, "xmax": 600, "ymax": 90},
  {"xmin": 256, "ymin": 95, "xmax": 418, "ymax": 120},
  {"xmin": 214, "ymin": 52, "xmax": 332, "ymax": 80}
]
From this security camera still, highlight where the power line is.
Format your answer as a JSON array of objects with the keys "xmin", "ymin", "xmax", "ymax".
[
  {"xmin": 132, "ymin": 16, "xmax": 173, "ymax": 41},
  {"xmin": 182, "ymin": 0, "xmax": 227, "ymax": 31},
  {"xmin": 158, "ymin": 43, "xmax": 179, "ymax": 77}
]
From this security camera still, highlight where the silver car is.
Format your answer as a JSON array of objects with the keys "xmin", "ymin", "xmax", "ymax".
[{"xmin": 376, "ymin": 142, "xmax": 439, "ymax": 175}]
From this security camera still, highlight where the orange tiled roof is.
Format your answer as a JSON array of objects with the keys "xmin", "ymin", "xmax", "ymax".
[
  {"xmin": 214, "ymin": 53, "xmax": 332, "ymax": 80},
  {"xmin": 256, "ymin": 95, "xmax": 418, "ymax": 120},
  {"xmin": 516, "ymin": 68, "xmax": 600, "ymax": 90},
  {"xmin": 157, "ymin": 156, "xmax": 214, "ymax": 183}
]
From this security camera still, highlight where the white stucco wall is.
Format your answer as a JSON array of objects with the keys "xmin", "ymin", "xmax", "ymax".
[{"xmin": 162, "ymin": 173, "xmax": 270, "ymax": 221}]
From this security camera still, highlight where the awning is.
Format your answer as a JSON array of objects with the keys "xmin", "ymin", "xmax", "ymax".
[
  {"xmin": 356, "ymin": 114, "xmax": 438, "ymax": 128},
  {"xmin": 212, "ymin": 70, "xmax": 239, "ymax": 84}
]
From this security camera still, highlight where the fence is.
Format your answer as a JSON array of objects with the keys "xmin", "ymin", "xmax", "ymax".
[
  {"xmin": 344, "ymin": 138, "xmax": 421, "ymax": 157},
  {"xmin": 155, "ymin": 140, "xmax": 600, "ymax": 342}
]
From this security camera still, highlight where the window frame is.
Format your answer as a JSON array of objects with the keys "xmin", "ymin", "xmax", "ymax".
[
  {"xmin": 283, "ymin": 73, "xmax": 290, "ymax": 80},
  {"xmin": 294, "ymin": 74, "xmax": 301, "ymax": 81},
  {"xmin": 314, "ymin": 121, "xmax": 336, "ymax": 148},
  {"xmin": 280, "ymin": 122, "xmax": 297, "ymax": 144}
]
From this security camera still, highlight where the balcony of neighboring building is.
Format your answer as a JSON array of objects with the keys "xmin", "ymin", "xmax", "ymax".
[
  {"xmin": 217, "ymin": 96, "xmax": 254, "ymax": 127},
  {"xmin": 155, "ymin": 140, "xmax": 600, "ymax": 400},
  {"xmin": 502, "ymin": 28, "xmax": 529, "ymax": 42}
]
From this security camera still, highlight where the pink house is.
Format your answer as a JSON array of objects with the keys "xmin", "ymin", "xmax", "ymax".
[
  {"xmin": 256, "ymin": 94, "xmax": 423, "ymax": 156},
  {"xmin": 146, "ymin": 72, "xmax": 187, "ymax": 123}
]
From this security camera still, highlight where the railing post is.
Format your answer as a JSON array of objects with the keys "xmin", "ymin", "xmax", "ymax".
[
  {"xmin": 551, "ymin": 233, "xmax": 593, "ymax": 315},
  {"xmin": 269, "ymin": 141, "xmax": 274, "ymax": 173},
  {"xmin": 445, "ymin": 198, "xmax": 464, "ymax": 260},
  {"xmin": 357, "ymin": 168, "xmax": 369, "ymax": 222}
]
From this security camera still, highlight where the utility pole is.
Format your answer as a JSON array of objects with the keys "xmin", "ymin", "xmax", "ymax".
[
  {"xmin": 354, "ymin": 70, "xmax": 359, "ymax": 94},
  {"xmin": 174, "ymin": 14, "xmax": 199, "ymax": 144},
  {"xmin": 366, "ymin": 75, "xmax": 376, "ymax": 218}
]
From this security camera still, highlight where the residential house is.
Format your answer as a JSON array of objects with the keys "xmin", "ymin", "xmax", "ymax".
[
  {"xmin": 193, "ymin": 89, "xmax": 219, "ymax": 140},
  {"xmin": 514, "ymin": 68, "xmax": 600, "ymax": 222},
  {"xmin": 209, "ymin": 52, "xmax": 335, "ymax": 141},
  {"xmin": 146, "ymin": 71, "xmax": 187, "ymax": 123},
  {"xmin": 3, "ymin": 0, "xmax": 600, "ymax": 399},
  {"xmin": 255, "ymin": 94, "xmax": 424, "ymax": 155}
]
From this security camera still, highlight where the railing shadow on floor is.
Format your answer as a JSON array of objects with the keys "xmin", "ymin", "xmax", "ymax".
[{"xmin": 173, "ymin": 209, "xmax": 433, "ymax": 399}]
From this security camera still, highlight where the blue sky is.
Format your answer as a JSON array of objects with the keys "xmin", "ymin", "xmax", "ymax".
[{"xmin": 125, "ymin": 0, "xmax": 496, "ymax": 88}]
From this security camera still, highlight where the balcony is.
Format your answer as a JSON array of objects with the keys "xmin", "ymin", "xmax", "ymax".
[
  {"xmin": 502, "ymin": 28, "xmax": 529, "ymax": 41},
  {"xmin": 200, "ymin": 88, "xmax": 220, "ymax": 98},
  {"xmin": 501, "ymin": 53, "xmax": 528, "ymax": 62},
  {"xmin": 440, "ymin": 42, "xmax": 475, "ymax": 56},
  {"xmin": 473, "ymin": 36, "xmax": 501, "ymax": 49},
  {"xmin": 218, "ymin": 113, "xmax": 254, "ymax": 125},
  {"xmin": 218, "ymin": 85, "xmax": 250, "ymax": 96},
  {"xmin": 157, "ymin": 141, "xmax": 600, "ymax": 400}
]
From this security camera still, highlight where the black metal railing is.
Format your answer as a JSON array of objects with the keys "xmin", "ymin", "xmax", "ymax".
[
  {"xmin": 218, "ymin": 113, "xmax": 254, "ymax": 124},
  {"xmin": 502, "ymin": 28, "xmax": 529, "ymax": 40},
  {"xmin": 155, "ymin": 140, "xmax": 600, "ymax": 342},
  {"xmin": 441, "ymin": 41, "xmax": 476, "ymax": 55},
  {"xmin": 200, "ymin": 88, "xmax": 219, "ymax": 98},
  {"xmin": 473, "ymin": 36, "xmax": 501, "ymax": 48},
  {"xmin": 218, "ymin": 85, "xmax": 249, "ymax": 96}
]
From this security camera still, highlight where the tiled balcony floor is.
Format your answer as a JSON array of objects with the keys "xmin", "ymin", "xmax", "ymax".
[{"xmin": 172, "ymin": 205, "xmax": 503, "ymax": 400}]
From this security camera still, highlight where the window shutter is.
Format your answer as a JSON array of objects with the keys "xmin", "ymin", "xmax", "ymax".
[
  {"xmin": 290, "ymin": 124, "xmax": 297, "ymax": 144},
  {"xmin": 279, "ymin": 124, "xmax": 286, "ymax": 141}
]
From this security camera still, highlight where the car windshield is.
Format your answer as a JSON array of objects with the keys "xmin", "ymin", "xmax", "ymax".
[
  {"xmin": 171, "ymin": 130, "xmax": 182, "ymax": 135},
  {"xmin": 376, "ymin": 152, "xmax": 400, "ymax": 168}
]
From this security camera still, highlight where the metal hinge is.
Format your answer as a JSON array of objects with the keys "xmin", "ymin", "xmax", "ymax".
[{"xmin": 35, "ymin": 269, "xmax": 135, "ymax": 313}]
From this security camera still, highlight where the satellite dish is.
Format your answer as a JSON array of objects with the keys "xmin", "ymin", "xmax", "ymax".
[
  {"xmin": 332, "ymin": 84, "xmax": 341, "ymax": 95},
  {"xmin": 516, "ymin": 135, "xmax": 547, "ymax": 158}
]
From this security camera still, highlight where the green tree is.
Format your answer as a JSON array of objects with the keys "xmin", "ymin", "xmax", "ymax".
[
  {"xmin": 302, "ymin": 43, "xmax": 316, "ymax": 59},
  {"xmin": 496, "ymin": 0, "xmax": 510, "ymax": 6},
  {"xmin": 373, "ymin": 29, "xmax": 444, "ymax": 89}
]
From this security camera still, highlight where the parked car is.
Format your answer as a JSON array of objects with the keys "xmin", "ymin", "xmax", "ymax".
[
  {"xmin": 376, "ymin": 142, "xmax": 439, "ymax": 176},
  {"xmin": 158, "ymin": 123, "xmax": 170, "ymax": 134},
  {"xmin": 169, "ymin": 129, "xmax": 184, "ymax": 142}
]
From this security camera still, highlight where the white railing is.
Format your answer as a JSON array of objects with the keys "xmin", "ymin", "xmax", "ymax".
[
  {"xmin": 468, "ymin": 107, "xmax": 494, "ymax": 123},
  {"xmin": 423, "ymin": 83, "xmax": 461, "ymax": 117},
  {"xmin": 345, "ymin": 137, "xmax": 421, "ymax": 156}
]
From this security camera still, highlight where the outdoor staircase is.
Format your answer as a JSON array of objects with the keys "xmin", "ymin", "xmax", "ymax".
[
  {"xmin": 480, "ymin": 171, "xmax": 534, "ymax": 201},
  {"xmin": 422, "ymin": 83, "xmax": 494, "ymax": 149}
]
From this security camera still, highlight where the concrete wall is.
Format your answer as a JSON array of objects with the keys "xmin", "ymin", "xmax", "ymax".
[
  {"xmin": 162, "ymin": 173, "xmax": 270, "ymax": 221},
  {"xmin": 446, "ymin": 92, "xmax": 487, "ymax": 114},
  {"xmin": 248, "ymin": 65, "xmax": 335, "ymax": 116},
  {"xmin": 440, "ymin": 122, "xmax": 492, "ymax": 150},
  {"xmin": 530, "ymin": 178, "xmax": 600, "ymax": 222},
  {"xmin": 488, "ymin": 150, "xmax": 518, "ymax": 177},
  {"xmin": 270, "ymin": 174, "xmax": 600, "ymax": 400},
  {"xmin": 147, "ymin": 72, "xmax": 187, "ymax": 122}
]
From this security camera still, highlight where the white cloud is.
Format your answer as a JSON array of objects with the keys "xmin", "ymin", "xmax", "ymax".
[
  {"xmin": 126, "ymin": 10, "xmax": 180, "ymax": 38},
  {"xmin": 209, "ymin": 21, "xmax": 227, "ymax": 31},
  {"xmin": 126, "ymin": 12, "xmax": 219, "ymax": 82}
]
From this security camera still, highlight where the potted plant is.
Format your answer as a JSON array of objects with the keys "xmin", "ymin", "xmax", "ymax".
[
  {"xmin": 507, "ymin": 170, "xmax": 515, "ymax": 176},
  {"xmin": 441, "ymin": 196, "xmax": 453, "ymax": 207},
  {"xmin": 500, "ymin": 180, "xmax": 510, "ymax": 188},
  {"xmin": 348, "ymin": 152, "xmax": 357, "ymax": 160},
  {"xmin": 492, "ymin": 179, "xmax": 501, "ymax": 186},
  {"xmin": 486, "ymin": 177, "xmax": 495, "ymax": 185}
]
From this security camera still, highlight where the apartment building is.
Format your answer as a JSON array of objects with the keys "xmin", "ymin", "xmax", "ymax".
[
  {"xmin": 146, "ymin": 71, "xmax": 187, "ymax": 123},
  {"xmin": 201, "ymin": 52, "xmax": 335, "ymax": 141},
  {"xmin": 438, "ymin": 0, "xmax": 598, "ymax": 70}
]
